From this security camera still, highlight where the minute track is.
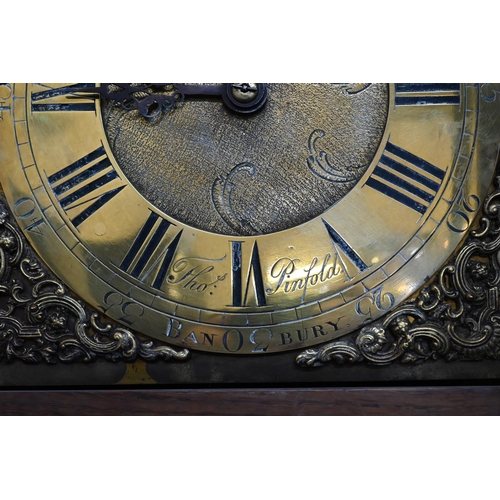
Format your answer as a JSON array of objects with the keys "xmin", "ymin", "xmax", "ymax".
[{"xmin": 0, "ymin": 83, "xmax": 496, "ymax": 354}]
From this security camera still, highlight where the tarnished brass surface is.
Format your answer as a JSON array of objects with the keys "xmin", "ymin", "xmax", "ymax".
[
  {"xmin": 0, "ymin": 197, "xmax": 189, "ymax": 365},
  {"xmin": 102, "ymin": 83, "xmax": 388, "ymax": 235},
  {"xmin": 0, "ymin": 83, "xmax": 499, "ymax": 356}
]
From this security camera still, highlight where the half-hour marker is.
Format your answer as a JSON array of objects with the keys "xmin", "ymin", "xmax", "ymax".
[
  {"xmin": 48, "ymin": 145, "xmax": 124, "ymax": 227},
  {"xmin": 395, "ymin": 83, "xmax": 460, "ymax": 106},
  {"xmin": 322, "ymin": 219, "xmax": 368, "ymax": 276},
  {"xmin": 31, "ymin": 83, "xmax": 96, "ymax": 112},
  {"xmin": 365, "ymin": 142, "xmax": 445, "ymax": 214},
  {"xmin": 119, "ymin": 211, "xmax": 182, "ymax": 290}
]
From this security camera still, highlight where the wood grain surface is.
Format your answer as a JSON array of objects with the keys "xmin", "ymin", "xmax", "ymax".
[{"xmin": 0, "ymin": 386, "xmax": 499, "ymax": 415}]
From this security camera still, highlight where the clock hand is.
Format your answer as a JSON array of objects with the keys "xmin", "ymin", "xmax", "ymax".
[
  {"xmin": 69, "ymin": 84, "xmax": 180, "ymax": 118},
  {"xmin": 171, "ymin": 84, "xmax": 225, "ymax": 96},
  {"xmin": 172, "ymin": 83, "xmax": 268, "ymax": 114},
  {"xmin": 70, "ymin": 83, "xmax": 268, "ymax": 117}
]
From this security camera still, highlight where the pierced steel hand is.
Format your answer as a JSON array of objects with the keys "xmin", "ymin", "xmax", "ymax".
[
  {"xmin": 71, "ymin": 83, "xmax": 267, "ymax": 118},
  {"xmin": 173, "ymin": 84, "xmax": 267, "ymax": 114},
  {"xmin": 70, "ymin": 84, "xmax": 180, "ymax": 118},
  {"xmin": 172, "ymin": 84, "xmax": 225, "ymax": 97}
]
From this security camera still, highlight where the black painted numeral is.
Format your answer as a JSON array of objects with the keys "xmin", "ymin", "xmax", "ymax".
[
  {"xmin": 48, "ymin": 145, "xmax": 124, "ymax": 227},
  {"xmin": 395, "ymin": 83, "xmax": 460, "ymax": 106},
  {"xmin": 231, "ymin": 241, "xmax": 266, "ymax": 307},
  {"xmin": 322, "ymin": 219, "xmax": 368, "ymax": 278},
  {"xmin": 31, "ymin": 83, "xmax": 96, "ymax": 112},
  {"xmin": 119, "ymin": 211, "xmax": 182, "ymax": 290},
  {"xmin": 365, "ymin": 142, "xmax": 445, "ymax": 214}
]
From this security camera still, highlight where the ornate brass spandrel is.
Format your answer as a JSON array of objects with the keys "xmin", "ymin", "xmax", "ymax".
[
  {"xmin": 2, "ymin": 169, "xmax": 500, "ymax": 369},
  {"xmin": 0, "ymin": 83, "xmax": 500, "ymax": 355},
  {"xmin": 297, "ymin": 169, "xmax": 500, "ymax": 367},
  {"xmin": 0, "ymin": 198, "xmax": 189, "ymax": 364}
]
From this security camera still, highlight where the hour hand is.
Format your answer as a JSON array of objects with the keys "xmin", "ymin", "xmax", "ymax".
[
  {"xmin": 72, "ymin": 83, "xmax": 268, "ymax": 117},
  {"xmin": 173, "ymin": 83, "xmax": 268, "ymax": 114},
  {"xmin": 71, "ymin": 84, "xmax": 179, "ymax": 118},
  {"xmin": 172, "ymin": 84, "xmax": 225, "ymax": 97}
]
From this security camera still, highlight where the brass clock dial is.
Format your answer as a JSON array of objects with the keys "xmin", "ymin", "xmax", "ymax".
[{"xmin": 0, "ymin": 83, "xmax": 499, "ymax": 355}]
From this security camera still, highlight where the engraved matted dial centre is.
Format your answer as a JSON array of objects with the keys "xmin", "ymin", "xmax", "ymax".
[
  {"xmin": 0, "ymin": 83, "xmax": 499, "ymax": 355},
  {"xmin": 103, "ymin": 83, "xmax": 388, "ymax": 235}
]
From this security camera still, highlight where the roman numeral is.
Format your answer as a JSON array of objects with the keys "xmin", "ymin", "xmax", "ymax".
[
  {"xmin": 365, "ymin": 142, "xmax": 445, "ymax": 214},
  {"xmin": 231, "ymin": 241, "xmax": 267, "ymax": 307},
  {"xmin": 119, "ymin": 211, "xmax": 182, "ymax": 290},
  {"xmin": 395, "ymin": 83, "xmax": 460, "ymax": 106},
  {"xmin": 31, "ymin": 83, "xmax": 96, "ymax": 112},
  {"xmin": 48, "ymin": 145, "xmax": 124, "ymax": 227},
  {"xmin": 322, "ymin": 219, "xmax": 368, "ymax": 278}
]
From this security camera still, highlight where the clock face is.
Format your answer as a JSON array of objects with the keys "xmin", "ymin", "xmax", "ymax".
[{"xmin": 0, "ymin": 83, "xmax": 499, "ymax": 355}]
